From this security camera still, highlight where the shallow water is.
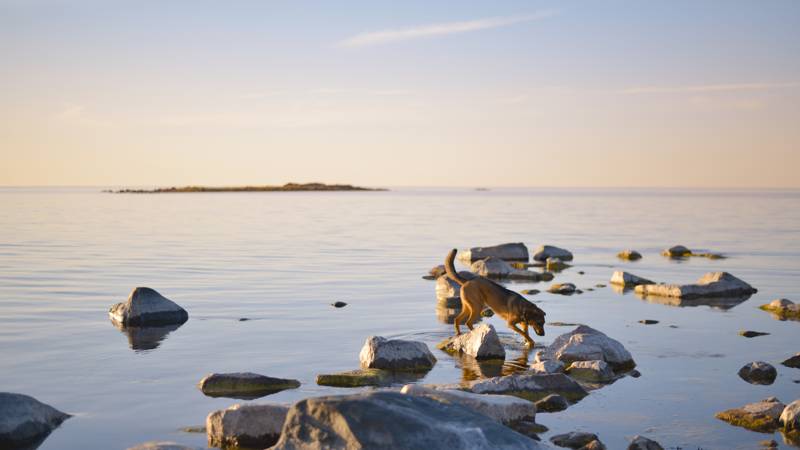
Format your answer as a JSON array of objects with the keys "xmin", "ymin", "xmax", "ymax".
[{"xmin": 1, "ymin": 187, "xmax": 799, "ymax": 449}]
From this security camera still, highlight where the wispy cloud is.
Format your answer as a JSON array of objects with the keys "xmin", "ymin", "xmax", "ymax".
[
  {"xmin": 337, "ymin": 11, "xmax": 556, "ymax": 48},
  {"xmin": 618, "ymin": 81, "xmax": 800, "ymax": 95}
]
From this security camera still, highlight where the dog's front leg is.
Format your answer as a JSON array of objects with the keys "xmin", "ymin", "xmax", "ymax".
[{"xmin": 508, "ymin": 321, "xmax": 535, "ymax": 348}]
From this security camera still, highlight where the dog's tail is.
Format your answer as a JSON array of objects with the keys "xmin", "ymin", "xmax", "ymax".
[{"xmin": 445, "ymin": 248, "xmax": 468, "ymax": 286}]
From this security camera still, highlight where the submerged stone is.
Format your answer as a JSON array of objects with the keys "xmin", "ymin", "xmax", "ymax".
[
  {"xmin": 740, "ymin": 330, "xmax": 770, "ymax": 338},
  {"xmin": 760, "ymin": 299, "xmax": 800, "ymax": 321},
  {"xmin": 550, "ymin": 431, "xmax": 599, "ymax": 448},
  {"xmin": 548, "ymin": 283, "xmax": 577, "ymax": 295},
  {"xmin": 400, "ymin": 385, "xmax": 536, "ymax": 424},
  {"xmin": 661, "ymin": 245, "xmax": 691, "ymax": 258},
  {"xmin": 534, "ymin": 394, "xmax": 568, "ymax": 413},
  {"xmin": 565, "ymin": 360, "xmax": 615, "ymax": 382},
  {"xmin": 467, "ymin": 373, "xmax": 588, "ymax": 402},
  {"xmin": 316, "ymin": 369, "xmax": 425, "ymax": 387},
  {"xmin": 738, "ymin": 362, "xmax": 777, "ymax": 385},
  {"xmin": 782, "ymin": 353, "xmax": 800, "ymax": 369}
]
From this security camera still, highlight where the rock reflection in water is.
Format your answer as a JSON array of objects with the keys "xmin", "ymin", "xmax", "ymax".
[
  {"xmin": 634, "ymin": 292, "xmax": 752, "ymax": 310},
  {"xmin": 455, "ymin": 350, "xmax": 531, "ymax": 383},
  {"xmin": 435, "ymin": 303, "xmax": 482, "ymax": 325},
  {"xmin": 111, "ymin": 319, "xmax": 184, "ymax": 351}
]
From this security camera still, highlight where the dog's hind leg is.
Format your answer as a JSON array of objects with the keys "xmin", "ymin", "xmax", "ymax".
[
  {"xmin": 508, "ymin": 321, "xmax": 536, "ymax": 348},
  {"xmin": 454, "ymin": 303, "xmax": 471, "ymax": 336},
  {"xmin": 465, "ymin": 302, "xmax": 481, "ymax": 330}
]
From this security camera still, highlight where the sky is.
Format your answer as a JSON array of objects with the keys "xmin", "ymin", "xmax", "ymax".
[{"xmin": 1, "ymin": 0, "xmax": 799, "ymax": 188}]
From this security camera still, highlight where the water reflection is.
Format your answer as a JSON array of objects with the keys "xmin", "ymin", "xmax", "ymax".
[
  {"xmin": 455, "ymin": 348, "xmax": 532, "ymax": 383},
  {"xmin": 435, "ymin": 302, "xmax": 482, "ymax": 325},
  {"xmin": 111, "ymin": 320, "xmax": 184, "ymax": 351},
  {"xmin": 634, "ymin": 292, "xmax": 752, "ymax": 310}
]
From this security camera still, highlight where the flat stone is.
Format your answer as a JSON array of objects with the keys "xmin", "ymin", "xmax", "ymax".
[
  {"xmin": 782, "ymin": 399, "xmax": 800, "ymax": 432},
  {"xmin": 458, "ymin": 243, "xmax": 530, "ymax": 263},
  {"xmin": 534, "ymin": 394, "xmax": 568, "ymax": 413},
  {"xmin": 550, "ymin": 431, "xmax": 599, "ymax": 448},
  {"xmin": 359, "ymin": 336, "xmax": 436, "ymax": 371},
  {"xmin": 197, "ymin": 372, "xmax": 300, "ymax": 398},
  {"xmin": 437, "ymin": 324, "xmax": 505, "ymax": 359},
  {"xmin": 533, "ymin": 245, "xmax": 574, "ymax": 262},
  {"xmin": 548, "ymin": 283, "xmax": 577, "ymax": 295},
  {"xmin": 635, "ymin": 272, "xmax": 757, "ymax": 299},
  {"xmin": 617, "ymin": 250, "xmax": 642, "ymax": 261},
  {"xmin": 628, "ymin": 435, "xmax": 664, "ymax": 450},
  {"xmin": 782, "ymin": 353, "xmax": 800, "ymax": 368},
  {"xmin": 400, "ymin": 385, "xmax": 536, "ymax": 424},
  {"xmin": 206, "ymin": 402, "xmax": 288, "ymax": 449},
  {"xmin": 738, "ymin": 362, "xmax": 777, "ymax": 385},
  {"xmin": 716, "ymin": 397, "xmax": 785, "ymax": 432},
  {"xmin": 467, "ymin": 373, "xmax": 588, "ymax": 402},
  {"xmin": 541, "ymin": 325, "xmax": 636, "ymax": 371},
  {"xmin": 316, "ymin": 369, "xmax": 424, "ymax": 387},
  {"xmin": 0, "ymin": 392, "xmax": 71, "ymax": 448},
  {"xmin": 566, "ymin": 360, "xmax": 615, "ymax": 382},
  {"xmin": 610, "ymin": 271, "xmax": 654, "ymax": 287},
  {"xmin": 109, "ymin": 287, "xmax": 189, "ymax": 326},
  {"xmin": 270, "ymin": 391, "xmax": 545, "ymax": 450}
]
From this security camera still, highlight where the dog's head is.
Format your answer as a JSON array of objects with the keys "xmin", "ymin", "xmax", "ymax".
[{"xmin": 523, "ymin": 304, "xmax": 547, "ymax": 336}]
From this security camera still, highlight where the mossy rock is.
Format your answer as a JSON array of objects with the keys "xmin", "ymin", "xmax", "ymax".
[
  {"xmin": 715, "ymin": 409, "xmax": 780, "ymax": 432},
  {"xmin": 760, "ymin": 304, "xmax": 800, "ymax": 321},
  {"xmin": 316, "ymin": 369, "xmax": 425, "ymax": 387}
]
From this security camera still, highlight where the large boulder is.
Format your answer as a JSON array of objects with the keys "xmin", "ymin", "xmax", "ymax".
[
  {"xmin": 467, "ymin": 373, "xmax": 588, "ymax": 402},
  {"xmin": 197, "ymin": 372, "xmax": 300, "ymax": 398},
  {"xmin": 533, "ymin": 245, "xmax": 574, "ymax": 262},
  {"xmin": 0, "ymin": 393, "xmax": 70, "ymax": 448},
  {"xmin": 471, "ymin": 257, "xmax": 542, "ymax": 281},
  {"xmin": 760, "ymin": 298, "xmax": 800, "ymax": 320},
  {"xmin": 109, "ymin": 287, "xmax": 189, "ymax": 326},
  {"xmin": 715, "ymin": 397, "xmax": 785, "ymax": 432},
  {"xmin": 566, "ymin": 360, "xmax": 615, "ymax": 382},
  {"xmin": 628, "ymin": 436, "xmax": 664, "ymax": 450},
  {"xmin": 550, "ymin": 431, "xmax": 599, "ymax": 448},
  {"xmin": 270, "ymin": 391, "xmax": 544, "ymax": 450},
  {"xmin": 782, "ymin": 399, "xmax": 800, "ymax": 432},
  {"xmin": 610, "ymin": 271, "xmax": 654, "ymax": 287},
  {"xmin": 206, "ymin": 402, "xmax": 288, "ymax": 449},
  {"xmin": 458, "ymin": 243, "xmax": 530, "ymax": 263},
  {"xmin": 634, "ymin": 272, "xmax": 757, "ymax": 299},
  {"xmin": 737, "ymin": 362, "xmax": 777, "ymax": 385},
  {"xmin": 359, "ymin": 336, "xmax": 436, "ymax": 371},
  {"xmin": 541, "ymin": 325, "xmax": 635, "ymax": 371},
  {"xmin": 400, "ymin": 385, "xmax": 536, "ymax": 424},
  {"xmin": 437, "ymin": 324, "xmax": 506, "ymax": 359}
]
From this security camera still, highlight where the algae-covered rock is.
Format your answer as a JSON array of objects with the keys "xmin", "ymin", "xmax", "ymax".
[
  {"xmin": 760, "ymin": 299, "xmax": 800, "ymax": 321},
  {"xmin": 197, "ymin": 372, "xmax": 300, "ymax": 398},
  {"xmin": 716, "ymin": 397, "xmax": 785, "ymax": 432},
  {"xmin": 617, "ymin": 250, "xmax": 642, "ymax": 261}
]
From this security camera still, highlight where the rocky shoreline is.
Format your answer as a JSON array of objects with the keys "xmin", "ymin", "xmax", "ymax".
[{"xmin": 106, "ymin": 182, "xmax": 386, "ymax": 194}]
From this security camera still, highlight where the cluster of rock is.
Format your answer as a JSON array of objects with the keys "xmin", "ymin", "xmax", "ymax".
[
  {"xmin": 760, "ymin": 298, "xmax": 800, "ymax": 320},
  {"xmin": 716, "ymin": 397, "xmax": 800, "ymax": 435}
]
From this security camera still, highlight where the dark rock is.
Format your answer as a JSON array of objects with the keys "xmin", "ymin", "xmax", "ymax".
[
  {"xmin": 782, "ymin": 353, "xmax": 800, "ymax": 368},
  {"xmin": 0, "ymin": 392, "xmax": 70, "ymax": 448},
  {"xmin": 534, "ymin": 394, "xmax": 568, "ymax": 412},
  {"xmin": 617, "ymin": 250, "xmax": 642, "ymax": 261},
  {"xmin": 661, "ymin": 245, "xmax": 691, "ymax": 258},
  {"xmin": 331, "ymin": 301, "xmax": 347, "ymax": 308},
  {"xmin": 316, "ymin": 369, "xmax": 424, "ymax": 388},
  {"xmin": 639, "ymin": 320, "xmax": 659, "ymax": 325},
  {"xmin": 533, "ymin": 245, "xmax": 573, "ymax": 262},
  {"xmin": 109, "ymin": 287, "xmax": 189, "ymax": 326},
  {"xmin": 548, "ymin": 283, "xmax": 577, "ymax": 295},
  {"xmin": 197, "ymin": 372, "xmax": 300, "ymax": 399},
  {"xmin": 550, "ymin": 431, "xmax": 599, "ymax": 448},
  {"xmin": 739, "ymin": 330, "xmax": 770, "ymax": 338},
  {"xmin": 628, "ymin": 435, "xmax": 664, "ymax": 450},
  {"xmin": 738, "ymin": 362, "xmax": 777, "ymax": 385}
]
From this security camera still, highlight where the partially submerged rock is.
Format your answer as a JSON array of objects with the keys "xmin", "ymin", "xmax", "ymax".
[
  {"xmin": 548, "ymin": 283, "xmax": 577, "ymax": 295},
  {"xmin": 566, "ymin": 360, "xmax": 615, "ymax": 382},
  {"xmin": 546, "ymin": 257, "xmax": 571, "ymax": 272},
  {"xmin": 521, "ymin": 289, "xmax": 540, "ymax": 296},
  {"xmin": 533, "ymin": 245, "xmax": 573, "ymax": 262},
  {"xmin": 467, "ymin": 373, "xmax": 588, "ymax": 402},
  {"xmin": 760, "ymin": 299, "xmax": 800, "ymax": 321},
  {"xmin": 109, "ymin": 287, "xmax": 189, "ymax": 326},
  {"xmin": 197, "ymin": 372, "xmax": 300, "ymax": 398},
  {"xmin": 0, "ymin": 392, "xmax": 70, "ymax": 448},
  {"xmin": 270, "ymin": 391, "xmax": 544, "ymax": 450},
  {"xmin": 437, "ymin": 324, "xmax": 506, "ymax": 360},
  {"xmin": 359, "ymin": 336, "xmax": 436, "ymax": 371},
  {"xmin": 617, "ymin": 250, "xmax": 642, "ymax": 261},
  {"xmin": 316, "ymin": 369, "xmax": 424, "ymax": 387},
  {"xmin": 716, "ymin": 397, "xmax": 785, "ymax": 432},
  {"xmin": 400, "ymin": 385, "xmax": 536, "ymax": 424},
  {"xmin": 628, "ymin": 435, "xmax": 664, "ymax": 450},
  {"xmin": 782, "ymin": 353, "xmax": 800, "ymax": 369},
  {"xmin": 127, "ymin": 442, "xmax": 200, "ymax": 450},
  {"xmin": 740, "ymin": 330, "xmax": 770, "ymax": 338},
  {"xmin": 550, "ymin": 431, "xmax": 599, "ymax": 448},
  {"xmin": 471, "ymin": 257, "xmax": 543, "ymax": 281},
  {"xmin": 206, "ymin": 402, "xmax": 288, "ymax": 449},
  {"xmin": 435, "ymin": 272, "xmax": 476, "ymax": 301},
  {"xmin": 661, "ymin": 245, "xmax": 691, "ymax": 258},
  {"xmin": 541, "ymin": 325, "xmax": 636, "ymax": 372},
  {"xmin": 427, "ymin": 265, "xmax": 446, "ymax": 279},
  {"xmin": 634, "ymin": 272, "xmax": 757, "ymax": 299},
  {"xmin": 782, "ymin": 399, "xmax": 800, "ymax": 432},
  {"xmin": 610, "ymin": 271, "xmax": 654, "ymax": 287},
  {"xmin": 458, "ymin": 243, "xmax": 530, "ymax": 263},
  {"xmin": 738, "ymin": 362, "xmax": 777, "ymax": 385},
  {"xmin": 534, "ymin": 394, "xmax": 568, "ymax": 413}
]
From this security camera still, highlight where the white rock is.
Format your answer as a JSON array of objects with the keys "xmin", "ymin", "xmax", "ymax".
[
  {"xmin": 634, "ymin": 272, "xmax": 757, "ymax": 299},
  {"xmin": 400, "ymin": 385, "xmax": 536, "ymax": 424},
  {"xmin": 542, "ymin": 325, "xmax": 635, "ymax": 371},
  {"xmin": 610, "ymin": 271, "xmax": 654, "ymax": 287},
  {"xmin": 206, "ymin": 403, "xmax": 289, "ymax": 449},
  {"xmin": 566, "ymin": 360, "xmax": 615, "ymax": 382},
  {"xmin": 359, "ymin": 336, "xmax": 436, "ymax": 371},
  {"xmin": 437, "ymin": 324, "xmax": 505, "ymax": 359},
  {"xmin": 458, "ymin": 243, "xmax": 529, "ymax": 263},
  {"xmin": 781, "ymin": 399, "xmax": 800, "ymax": 432},
  {"xmin": 0, "ymin": 393, "xmax": 70, "ymax": 446},
  {"xmin": 533, "ymin": 245, "xmax": 574, "ymax": 262},
  {"xmin": 471, "ymin": 257, "xmax": 542, "ymax": 280},
  {"xmin": 109, "ymin": 287, "xmax": 189, "ymax": 326}
]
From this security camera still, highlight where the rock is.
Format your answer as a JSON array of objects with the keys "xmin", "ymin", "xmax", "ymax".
[
  {"xmin": 781, "ymin": 399, "xmax": 800, "ymax": 432},
  {"xmin": 716, "ymin": 397, "xmax": 785, "ymax": 432},
  {"xmin": 546, "ymin": 258, "xmax": 571, "ymax": 272},
  {"xmin": 548, "ymin": 283, "xmax": 577, "ymax": 295},
  {"xmin": 629, "ymin": 369, "xmax": 642, "ymax": 378},
  {"xmin": 662, "ymin": 245, "xmax": 691, "ymax": 257},
  {"xmin": 429, "ymin": 264, "xmax": 446, "ymax": 278},
  {"xmin": 399, "ymin": 385, "xmax": 536, "ymax": 424},
  {"xmin": 316, "ymin": 369, "xmax": 425, "ymax": 387},
  {"xmin": 628, "ymin": 435, "xmax": 663, "ymax": 450},
  {"xmin": 0, "ymin": 393, "xmax": 71, "ymax": 448},
  {"xmin": 270, "ymin": 391, "xmax": 544, "ymax": 450},
  {"xmin": 581, "ymin": 440, "xmax": 606, "ymax": 450},
  {"xmin": 359, "ymin": 336, "xmax": 436, "ymax": 371},
  {"xmin": 738, "ymin": 362, "xmax": 777, "ymax": 385},
  {"xmin": 530, "ymin": 360, "xmax": 565, "ymax": 374},
  {"xmin": 436, "ymin": 272, "xmax": 477, "ymax": 300},
  {"xmin": 127, "ymin": 442, "xmax": 200, "ymax": 450},
  {"xmin": 509, "ymin": 420, "xmax": 549, "ymax": 438},
  {"xmin": 467, "ymin": 373, "xmax": 588, "ymax": 402},
  {"xmin": 541, "ymin": 272, "xmax": 555, "ymax": 281},
  {"xmin": 610, "ymin": 271, "xmax": 654, "ymax": 287},
  {"xmin": 206, "ymin": 402, "xmax": 288, "ymax": 449},
  {"xmin": 532, "ymin": 245, "xmax": 573, "ymax": 262},
  {"xmin": 542, "ymin": 325, "xmax": 635, "ymax": 371},
  {"xmin": 739, "ymin": 330, "xmax": 770, "ymax": 338},
  {"xmin": 566, "ymin": 360, "xmax": 615, "ymax": 382},
  {"xmin": 521, "ymin": 289, "xmax": 540, "ymax": 295},
  {"xmin": 634, "ymin": 272, "xmax": 757, "ymax": 299},
  {"xmin": 109, "ymin": 287, "xmax": 189, "ymax": 326},
  {"xmin": 197, "ymin": 372, "xmax": 300, "ymax": 398},
  {"xmin": 534, "ymin": 394, "xmax": 568, "ymax": 412},
  {"xmin": 471, "ymin": 257, "xmax": 543, "ymax": 280},
  {"xmin": 638, "ymin": 320, "xmax": 658, "ymax": 325},
  {"xmin": 458, "ymin": 243, "xmax": 530, "ymax": 263},
  {"xmin": 550, "ymin": 431, "xmax": 599, "ymax": 448},
  {"xmin": 759, "ymin": 439, "xmax": 778, "ymax": 448},
  {"xmin": 760, "ymin": 299, "xmax": 800, "ymax": 320},
  {"xmin": 782, "ymin": 353, "xmax": 800, "ymax": 368},
  {"xmin": 331, "ymin": 301, "xmax": 347, "ymax": 308},
  {"xmin": 617, "ymin": 250, "xmax": 642, "ymax": 261},
  {"xmin": 437, "ymin": 324, "xmax": 505, "ymax": 359}
]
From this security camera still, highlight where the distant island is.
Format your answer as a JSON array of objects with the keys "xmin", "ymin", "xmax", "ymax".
[{"xmin": 108, "ymin": 182, "xmax": 387, "ymax": 193}]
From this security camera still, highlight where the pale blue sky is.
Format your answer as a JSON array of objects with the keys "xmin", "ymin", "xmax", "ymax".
[{"xmin": 2, "ymin": 1, "xmax": 799, "ymax": 187}]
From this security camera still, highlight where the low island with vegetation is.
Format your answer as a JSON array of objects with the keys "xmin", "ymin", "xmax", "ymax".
[{"xmin": 107, "ymin": 182, "xmax": 387, "ymax": 193}]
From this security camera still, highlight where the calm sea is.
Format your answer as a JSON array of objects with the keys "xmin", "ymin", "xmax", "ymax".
[{"xmin": 1, "ymin": 187, "xmax": 799, "ymax": 449}]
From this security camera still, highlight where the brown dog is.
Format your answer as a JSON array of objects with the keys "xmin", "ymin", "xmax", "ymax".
[{"xmin": 445, "ymin": 248, "xmax": 546, "ymax": 347}]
